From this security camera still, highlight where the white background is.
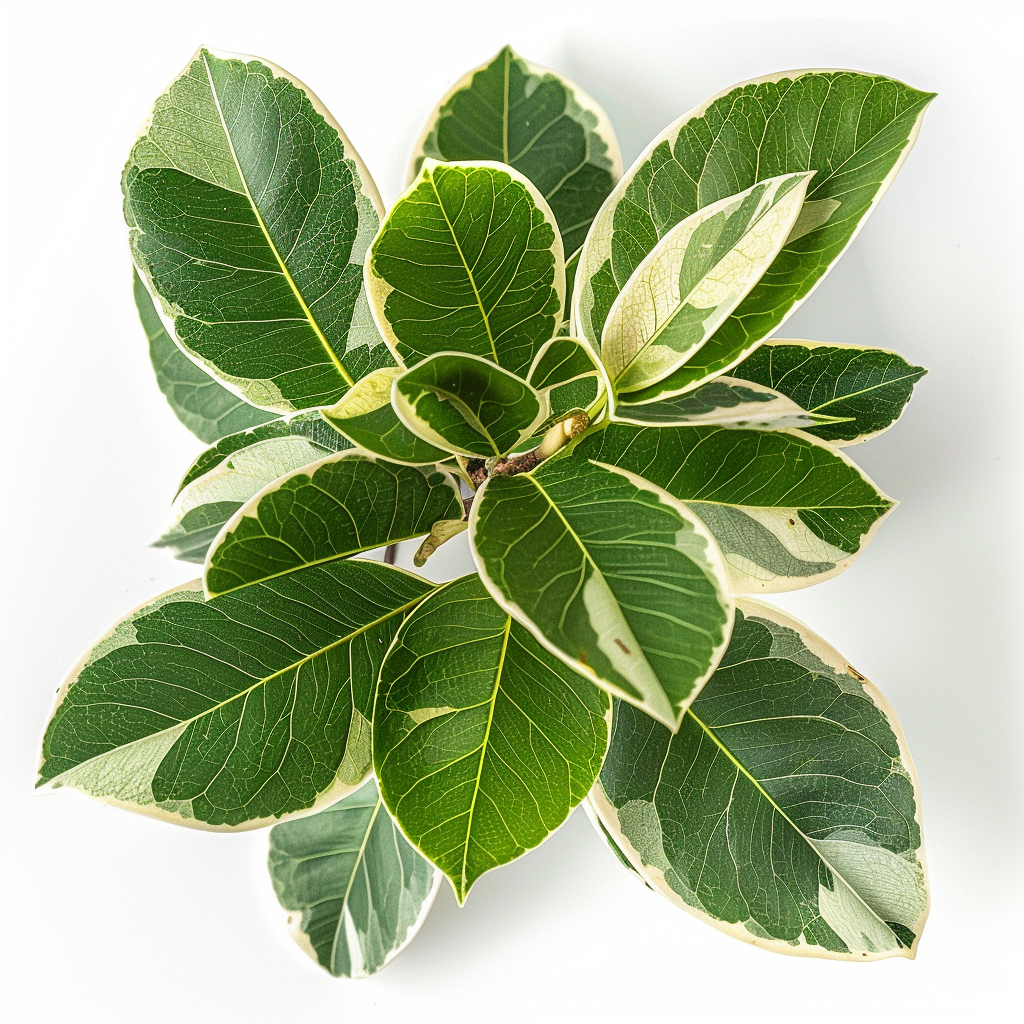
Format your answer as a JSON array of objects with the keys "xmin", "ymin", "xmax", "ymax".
[{"xmin": 3, "ymin": 1, "xmax": 1021, "ymax": 1020}]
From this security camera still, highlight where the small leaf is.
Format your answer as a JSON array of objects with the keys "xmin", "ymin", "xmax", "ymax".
[
  {"xmin": 470, "ymin": 453, "xmax": 733, "ymax": 729},
  {"xmin": 602, "ymin": 173, "xmax": 812, "ymax": 393},
  {"xmin": 38, "ymin": 561, "xmax": 435, "ymax": 829},
  {"xmin": 591, "ymin": 600, "xmax": 929, "ymax": 960},
  {"xmin": 268, "ymin": 777, "xmax": 441, "ymax": 978},
  {"xmin": 528, "ymin": 336, "xmax": 601, "ymax": 391},
  {"xmin": 322, "ymin": 368, "xmax": 451, "ymax": 465},
  {"xmin": 730, "ymin": 340, "xmax": 927, "ymax": 445},
  {"xmin": 393, "ymin": 352, "xmax": 546, "ymax": 457},
  {"xmin": 205, "ymin": 453, "xmax": 462, "ymax": 597},
  {"xmin": 367, "ymin": 160, "xmax": 563, "ymax": 377},
  {"xmin": 373, "ymin": 574, "xmax": 610, "ymax": 904},
  {"xmin": 409, "ymin": 46, "xmax": 622, "ymax": 254},
  {"xmin": 135, "ymin": 269, "xmax": 274, "ymax": 442}
]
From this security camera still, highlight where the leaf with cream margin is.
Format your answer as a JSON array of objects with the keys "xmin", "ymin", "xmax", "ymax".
[
  {"xmin": 602, "ymin": 173, "xmax": 812, "ymax": 394},
  {"xmin": 393, "ymin": 352, "xmax": 546, "ymax": 458},
  {"xmin": 409, "ymin": 46, "xmax": 622, "ymax": 254},
  {"xmin": 205, "ymin": 453, "xmax": 462, "ymax": 597},
  {"xmin": 37, "ymin": 560, "xmax": 435, "ymax": 829},
  {"xmin": 610, "ymin": 376, "xmax": 848, "ymax": 431},
  {"xmin": 574, "ymin": 70, "xmax": 935, "ymax": 386},
  {"xmin": 559, "ymin": 248, "xmax": 581, "ymax": 334},
  {"xmin": 322, "ymin": 368, "xmax": 451, "ymax": 465},
  {"xmin": 730, "ymin": 340, "xmax": 927, "ymax": 446},
  {"xmin": 470, "ymin": 452, "xmax": 733, "ymax": 730},
  {"xmin": 124, "ymin": 48, "xmax": 391, "ymax": 413},
  {"xmin": 156, "ymin": 413, "xmax": 351, "ymax": 564},
  {"xmin": 135, "ymin": 269, "xmax": 275, "ymax": 442},
  {"xmin": 366, "ymin": 160, "xmax": 563, "ymax": 377},
  {"xmin": 268, "ymin": 777, "xmax": 441, "ymax": 978},
  {"xmin": 573, "ymin": 423, "xmax": 894, "ymax": 594},
  {"xmin": 373, "ymin": 574, "xmax": 610, "ymax": 904},
  {"xmin": 590, "ymin": 600, "xmax": 929, "ymax": 960}
]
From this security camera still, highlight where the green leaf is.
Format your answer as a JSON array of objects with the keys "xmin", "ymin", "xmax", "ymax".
[
  {"xmin": 409, "ymin": 46, "xmax": 622, "ymax": 254},
  {"xmin": 603, "ymin": 173, "xmax": 812, "ymax": 393},
  {"xmin": 559, "ymin": 247, "xmax": 580, "ymax": 335},
  {"xmin": 610, "ymin": 377, "xmax": 848, "ymax": 431},
  {"xmin": 155, "ymin": 414, "xmax": 351, "ymax": 564},
  {"xmin": 528, "ymin": 336, "xmax": 601, "ymax": 391},
  {"xmin": 366, "ymin": 160, "xmax": 563, "ymax": 377},
  {"xmin": 38, "ymin": 561, "xmax": 435, "ymax": 829},
  {"xmin": 268, "ymin": 777, "xmax": 441, "ymax": 978},
  {"xmin": 393, "ymin": 352, "xmax": 546, "ymax": 458},
  {"xmin": 730, "ymin": 340, "xmax": 927, "ymax": 445},
  {"xmin": 470, "ymin": 453, "xmax": 733, "ymax": 729},
  {"xmin": 574, "ymin": 70, "xmax": 935, "ymax": 383},
  {"xmin": 135, "ymin": 269, "xmax": 275, "ymax": 442},
  {"xmin": 322, "ymin": 368, "xmax": 451, "ymax": 465},
  {"xmin": 590, "ymin": 600, "xmax": 929, "ymax": 960},
  {"xmin": 205, "ymin": 454, "xmax": 462, "ymax": 596},
  {"xmin": 124, "ymin": 48, "xmax": 391, "ymax": 412},
  {"xmin": 575, "ymin": 423, "xmax": 894, "ymax": 594},
  {"xmin": 373, "ymin": 574, "xmax": 610, "ymax": 904}
]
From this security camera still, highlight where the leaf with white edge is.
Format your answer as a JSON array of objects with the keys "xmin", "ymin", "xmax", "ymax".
[
  {"xmin": 373, "ymin": 574, "xmax": 610, "ymax": 904},
  {"xmin": 590, "ymin": 600, "xmax": 929, "ymax": 960},
  {"xmin": 135, "ymin": 269, "xmax": 275, "ymax": 442},
  {"xmin": 409, "ymin": 46, "xmax": 622, "ymax": 254},
  {"xmin": 38, "ymin": 561, "xmax": 435, "ymax": 829},
  {"xmin": 603, "ymin": 173, "xmax": 812, "ymax": 393},
  {"xmin": 157, "ymin": 414, "xmax": 351, "ymax": 564},
  {"xmin": 268, "ymin": 777, "xmax": 441, "ymax": 978},
  {"xmin": 125, "ymin": 48, "xmax": 391, "ymax": 412},
  {"xmin": 470, "ymin": 453, "xmax": 733, "ymax": 729},
  {"xmin": 731, "ymin": 340, "xmax": 927, "ymax": 446},
  {"xmin": 322, "ymin": 368, "xmax": 451, "ymax": 465},
  {"xmin": 574, "ymin": 423, "xmax": 894, "ymax": 594},
  {"xmin": 205, "ymin": 453, "xmax": 462, "ymax": 597},
  {"xmin": 574, "ymin": 70, "xmax": 934, "ymax": 382},
  {"xmin": 394, "ymin": 352, "xmax": 546, "ymax": 458},
  {"xmin": 529, "ymin": 337, "xmax": 601, "ymax": 391},
  {"xmin": 559, "ymin": 248, "xmax": 580, "ymax": 335},
  {"xmin": 610, "ymin": 377, "xmax": 849, "ymax": 431},
  {"xmin": 366, "ymin": 160, "xmax": 563, "ymax": 377}
]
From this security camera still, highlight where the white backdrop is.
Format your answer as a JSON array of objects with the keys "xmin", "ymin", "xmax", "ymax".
[{"xmin": 3, "ymin": 1, "xmax": 1020, "ymax": 1020}]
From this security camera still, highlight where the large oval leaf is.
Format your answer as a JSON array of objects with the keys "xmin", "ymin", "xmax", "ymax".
[
  {"xmin": 268, "ymin": 777, "xmax": 441, "ymax": 978},
  {"xmin": 575, "ymin": 423, "xmax": 894, "ymax": 593},
  {"xmin": 574, "ymin": 70, "xmax": 934, "ymax": 380},
  {"xmin": 205, "ymin": 453, "xmax": 462, "ymax": 597},
  {"xmin": 590, "ymin": 600, "xmax": 929, "ymax": 960},
  {"xmin": 37, "ymin": 561, "xmax": 435, "ymax": 829},
  {"xmin": 408, "ymin": 46, "xmax": 622, "ymax": 254},
  {"xmin": 366, "ymin": 160, "xmax": 563, "ymax": 377},
  {"xmin": 470, "ymin": 454, "xmax": 733, "ymax": 729},
  {"xmin": 125, "ymin": 48, "xmax": 391, "ymax": 412},
  {"xmin": 374, "ymin": 574, "xmax": 610, "ymax": 904},
  {"xmin": 602, "ymin": 173, "xmax": 811, "ymax": 393}
]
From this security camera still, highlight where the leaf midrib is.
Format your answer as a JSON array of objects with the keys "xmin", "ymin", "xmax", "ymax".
[{"xmin": 331, "ymin": 795, "xmax": 384, "ymax": 973}]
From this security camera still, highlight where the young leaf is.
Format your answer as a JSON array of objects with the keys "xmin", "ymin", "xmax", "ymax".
[
  {"xmin": 205, "ymin": 454, "xmax": 462, "ymax": 597},
  {"xmin": 373, "ymin": 575, "xmax": 610, "ymax": 904},
  {"xmin": 157, "ymin": 415, "xmax": 350, "ymax": 563},
  {"xmin": 268, "ymin": 777, "xmax": 441, "ymax": 978},
  {"xmin": 470, "ymin": 453, "xmax": 733, "ymax": 729},
  {"xmin": 409, "ymin": 46, "xmax": 622, "ymax": 254},
  {"xmin": 574, "ymin": 71, "xmax": 935, "ymax": 381},
  {"xmin": 559, "ymin": 247, "xmax": 580, "ymax": 335},
  {"xmin": 528, "ymin": 337, "xmax": 601, "ymax": 391},
  {"xmin": 366, "ymin": 160, "xmax": 563, "ymax": 377},
  {"xmin": 590, "ymin": 600, "xmax": 929, "ymax": 960},
  {"xmin": 730, "ymin": 340, "xmax": 927, "ymax": 446},
  {"xmin": 38, "ymin": 561, "xmax": 435, "ymax": 829},
  {"xmin": 576, "ymin": 423, "xmax": 894, "ymax": 593},
  {"xmin": 124, "ymin": 48, "xmax": 391, "ymax": 412},
  {"xmin": 393, "ymin": 352, "xmax": 546, "ymax": 457},
  {"xmin": 135, "ymin": 269, "xmax": 275, "ymax": 442},
  {"xmin": 603, "ymin": 173, "xmax": 812, "ymax": 393},
  {"xmin": 610, "ymin": 377, "xmax": 848, "ymax": 431},
  {"xmin": 322, "ymin": 368, "xmax": 451, "ymax": 465}
]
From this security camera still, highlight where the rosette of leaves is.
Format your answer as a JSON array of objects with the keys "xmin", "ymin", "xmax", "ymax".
[{"xmin": 38, "ymin": 45, "xmax": 934, "ymax": 977}]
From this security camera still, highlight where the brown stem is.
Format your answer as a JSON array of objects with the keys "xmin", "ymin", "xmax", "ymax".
[{"xmin": 383, "ymin": 544, "xmax": 398, "ymax": 565}]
